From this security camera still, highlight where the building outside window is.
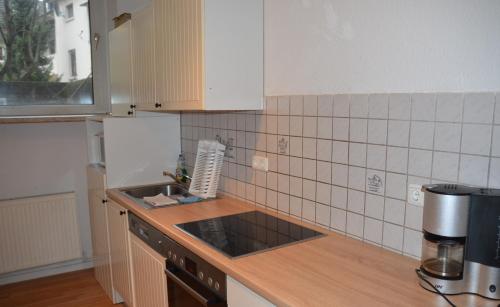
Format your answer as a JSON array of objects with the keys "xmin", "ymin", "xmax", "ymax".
[
  {"xmin": 66, "ymin": 3, "xmax": 74, "ymax": 19},
  {"xmin": 68, "ymin": 49, "xmax": 77, "ymax": 78}
]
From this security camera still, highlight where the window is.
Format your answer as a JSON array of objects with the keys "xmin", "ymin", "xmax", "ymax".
[
  {"xmin": 69, "ymin": 49, "xmax": 77, "ymax": 77},
  {"xmin": 0, "ymin": 0, "xmax": 109, "ymax": 116},
  {"xmin": 66, "ymin": 3, "xmax": 74, "ymax": 19}
]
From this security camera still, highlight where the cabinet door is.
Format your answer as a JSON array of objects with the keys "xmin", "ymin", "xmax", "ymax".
[
  {"xmin": 108, "ymin": 200, "xmax": 134, "ymax": 306},
  {"xmin": 154, "ymin": 0, "xmax": 203, "ymax": 110},
  {"xmin": 87, "ymin": 166, "xmax": 114, "ymax": 301},
  {"xmin": 132, "ymin": 5, "xmax": 157, "ymax": 112},
  {"xmin": 227, "ymin": 276, "xmax": 275, "ymax": 307},
  {"xmin": 130, "ymin": 233, "xmax": 168, "ymax": 307}
]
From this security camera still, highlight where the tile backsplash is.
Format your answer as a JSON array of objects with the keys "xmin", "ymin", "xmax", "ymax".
[{"xmin": 180, "ymin": 93, "xmax": 500, "ymax": 259}]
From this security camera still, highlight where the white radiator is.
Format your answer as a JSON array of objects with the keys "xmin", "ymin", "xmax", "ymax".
[{"xmin": 0, "ymin": 193, "xmax": 82, "ymax": 274}]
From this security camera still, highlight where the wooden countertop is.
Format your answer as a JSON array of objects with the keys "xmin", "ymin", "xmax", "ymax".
[{"xmin": 107, "ymin": 189, "xmax": 496, "ymax": 307}]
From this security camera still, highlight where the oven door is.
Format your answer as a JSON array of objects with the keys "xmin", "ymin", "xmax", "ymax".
[{"xmin": 165, "ymin": 264, "xmax": 227, "ymax": 307}]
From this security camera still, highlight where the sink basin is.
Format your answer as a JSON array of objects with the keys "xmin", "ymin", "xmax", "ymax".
[{"xmin": 119, "ymin": 183, "xmax": 192, "ymax": 209}]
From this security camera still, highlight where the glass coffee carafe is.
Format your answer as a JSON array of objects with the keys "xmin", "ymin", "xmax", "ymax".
[{"xmin": 421, "ymin": 232, "xmax": 465, "ymax": 279}]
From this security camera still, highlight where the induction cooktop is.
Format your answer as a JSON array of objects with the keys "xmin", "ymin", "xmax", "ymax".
[{"xmin": 175, "ymin": 211, "xmax": 324, "ymax": 258}]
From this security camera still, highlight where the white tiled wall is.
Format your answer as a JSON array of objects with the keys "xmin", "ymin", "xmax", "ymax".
[{"xmin": 180, "ymin": 93, "xmax": 500, "ymax": 259}]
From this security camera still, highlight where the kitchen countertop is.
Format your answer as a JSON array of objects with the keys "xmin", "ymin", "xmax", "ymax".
[{"xmin": 107, "ymin": 189, "xmax": 497, "ymax": 307}]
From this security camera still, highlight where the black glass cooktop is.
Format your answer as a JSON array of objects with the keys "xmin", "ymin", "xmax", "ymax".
[{"xmin": 176, "ymin": 211, "xmax": 324, "ymax": 258}]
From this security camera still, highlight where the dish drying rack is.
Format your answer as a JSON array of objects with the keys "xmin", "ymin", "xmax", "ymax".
[{"xmin": 189, "ymin": 140, "xmax": 226, "ymax": 199}]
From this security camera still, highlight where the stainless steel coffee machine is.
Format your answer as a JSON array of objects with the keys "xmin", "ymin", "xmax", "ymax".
[{"xmin": 419, "ymin": 184, "xmax": 500, "ymax": 300}]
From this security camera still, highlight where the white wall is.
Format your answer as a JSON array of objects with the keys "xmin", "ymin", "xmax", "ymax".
[
  {"xmin": 265, "ymin": 0, "xmax": 500, "ymax": 95},
  {"xmin": 0, "ymin": 122, "xmax": 92, "ymax": 262}
]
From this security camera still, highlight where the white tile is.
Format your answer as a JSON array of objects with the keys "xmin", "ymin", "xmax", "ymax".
[
  {"xmin": 266, "ymin": 172, "xmax": 277, "ymax": 190},
  {"xmin": 290, "ymin": 157, "xmax": 303, "ymax": 177},
  {"xmin": 303, "ymin": 96, "xmax": 318, "ymax": 116},
  {"xmin": 316, "ymin": 182, "xmax": 331, "ymax": 205},
  {"xmin": 265, "ymin": 97, "xmax": 278, "ymax": 115},
  {"xmin": 277, "ymin": 174, "xmax": 290, "ymax": 194},
  {"xmin": 331, "ymin": 208, "xmax": 347, "ymax": 232},
  {"xmin": 333, "ymin": 118, "xmax": 349, "ymax": 141},
  {"xmin": 317, "ymin": 117, "xmax": 333, "ymax": 139},
  {"xmin": 347, "ymin": 189, "xmax": 365, "ymax": 214},
  {"xmin": 436, "ymin": 93, "xmax": 463, "ymax": 122},
  {"xmin": 332, "ymin": 141, "xmax": 349, "ymax": 164},
  {"xmin": 366, "ymin": 169, "xmax": 385, "ymax": 196},
  {"xmin": 266, "ymin": 115, "xmax": 278, "ymax": 134},
  {"xmin": 367, "ymin": 120, "xmax": 387, "ymax": 145},
  {"xmin": 245, "ymin": 167, "xmax": 255, "ymax": 184},
  {"xmin": 496, "ymin": 95, "xmax": 500, "ymax": 124},
  {"xmin": 277, "ymin": 193, "xmax": 290, "ymax": 213},
  {"xmin": 255, "ymin": 186, "xmax": 266, "ymax": 205},
  {"xmin": 364, "ymin": 218, "xmax": 383, "ymax": 244},
  {"xmin": 303, "ymin": 117, "xmax": 317, "ymax": 138},
  {"xmin": 290, "ymin": 96, "xmax": 303, "ymax": 115},
  {"xmin": 302, "ymin": 199, "xmax": 316, "ymax": 222},
  {"xmin": 237, "ymin": 114, "xmax": 247, "ymax": 131},
  {"xmin": 290, "ymin": 196, "xmax": 302, "ymax": 217},
  {"xmin": 387, "ymin": 120, "xmax": 410, "ymax": 147},
  {"xmin": 317, "ymin": 139, "xmax": 332, "ymax": 162},
  {"xmin": 492, "ymin": 126, "xmax": 500, "ymax": 157},
  {"xmin": 405, "ymin": 204, "xmax": 423, "ymax": 230},
  {"xmin": 302, "ymin": 158, "xmax": 316, "ymax": 180},
  {"xmin": 349, "ymin": 143, "xmax": 367, "ymax": 167},
  {"xmin": 432, "ymin": 152, "xmax": 459, "ymax": 182},
  {"xmin": 245, "ymin": 132, "xmax": 256, "ymax": 150},
  {"xmin": 411, "ymin": 93, "xmax": 436, "ymax": 121},
  {"xmin": 277, "ymin": 116, "xmax": 290, "ymax": 135},
  {"xmin": 383, "ymin": 223, "xmax": 404, "ymax": 251},
  {"xmin": 303, "ymin": 179, "xmax": 316, "ymax": 201},
  {"xmin": 316, "ymin": 203, "xmax": 331, "ymax": 226},
  {"xmin": 461, "ymin": 124, "xmax": 492, "ymax": 155},
  {"xmin": 434, "ymin": 123, "xmax": 461, "ymax": 152},
  {"xmin": 277, "ymin": 96, "xmax": 290, "ymax": 115},
  {"xmin": 267, "ymin": 134, "xmax": 277, "ymax": 153},
  {"xmin": 289, "ymin": 116, "xmax": 303, "ymax": 136},
  {"xmin": 289, "ymin": 136, "xmax": 302, "ymax": 157},
  {"xmin": 302, "ymin": 138, "xmax": 317, "ymax": 159},
  {"xmin": 255, "ymin": 133, "xmax": 267, "ymax": 151},
  {"xmin": 459, "ymin": 155, "xmax": 489, "ymax": 186},
  {"xmin": 266, "ymin": 153, "xmax": 277, "ymax": 172},
  {"xmin": 255, "ymin": 170, "xmax": 267, "ymax": 187},
  {"xmin": 289, "ymin": 176, "xmax": 303, "ymax": 197},
  {"xmin": 350, "ymin": 94, "xmax": 369, "ymax": 118},
  {"xmin": 389, "ymin": 94, "xmax": 411, "ymax": 120},
  {"xmin": 331, "ymin": 186, "xmax": 347, "ymax": 209},
  {"xmin": 408, "ymin": 149, "xmax": 432, "ymax": 178},
  {"xmin": 266, "ymin": 189, "xmax": 278, "ymax": 209},
  {"xmin": 385, "ymin": 172, "xmax": 407, "ymax": 200},
  {"xmin": 318, "ymin": 95, "xmax": 334, "ymax": 117},
  {"xmin": 384, "ymin": 198, "xmax": 405, "ymax": 225},
  {"xmin": 367, "ymin": 145, "xmax": 386, "ymax": 170},
  {"xmin": 256, "ymin": 115, "xmax": 266, "ymax": 134},
  {"xmin": 365, "ymin": 194, "xmax": 385, "ymax": 219},
  {"xmin": 410, "ymin": 121, "xmax": 434, "ymax": 150},
  {"xmin": 350, "ymin": 119, "xmax": 368, "ymax": 142},
  {"xmin": 346, "ymin": 212, "xmax": 364, "ymax": 238},
  {"xmin": 463, "ymin": 93, "xmax": 495, "ymax": 124},
  {"xmin": 403, "ymin": 229, "xmax": 422, "ymax": 258},
  {"xmin": 348, "ymin": 166, "xmax": 366, "ymax": 191},
  {"xmin": 386, "ymin": 147, "xmax": 408, "ymax": 173},
  {"xmin": 333, "ymin": 94, "xmax": 350, "ymax": 117},
  {"xmin": 368, "ymin": 94, "xmax": 389, "ymax": 119},
  {"xmin": 489, "ymin": 158, "xmax": 500, "ymax": 188},
  {"xmin": 332, "ymin": 163, "xmax": 349, "ymax": 187},
  {"xmin": 317, "ymin": 161, "xmax": 332, "ymax": 183},
  {"xmin": 246, "ymin": 184, "xmax": 255, "ymax": 202}
]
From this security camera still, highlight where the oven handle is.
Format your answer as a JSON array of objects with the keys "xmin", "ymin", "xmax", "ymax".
[{"xmin": 165, "ymin": 266, "xmax": 213, "ymax": 306}]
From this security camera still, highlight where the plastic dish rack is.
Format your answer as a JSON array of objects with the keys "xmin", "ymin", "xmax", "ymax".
[{"xmin": 189, "ymin": 140, "xmax": 226, "ymax": 199}]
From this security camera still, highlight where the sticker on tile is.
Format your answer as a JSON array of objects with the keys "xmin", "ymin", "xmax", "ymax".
[
  {"xmin": 366, "ymin": 169, "xmax": 385, "ymax": 195},
  {"xmin": 278, "ymin": 136, "xmax": 289, "ymax": 154}
]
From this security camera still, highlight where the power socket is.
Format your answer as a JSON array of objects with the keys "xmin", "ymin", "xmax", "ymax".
[
  {"xmin": 408, "ymin": 184, "xmax": 424, "ymax": 207},
  {"xmin": 252, "ymin": 155, "xmax": 268, "ymax": 172}
]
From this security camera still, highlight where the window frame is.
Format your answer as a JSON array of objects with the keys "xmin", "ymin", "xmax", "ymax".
[{"xmin": 0, "ymin": 0, "xmax": 110, "ymax": 117}]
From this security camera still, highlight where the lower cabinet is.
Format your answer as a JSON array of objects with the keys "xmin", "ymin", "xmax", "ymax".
[
  {"xmin": 108, "ymin": 199, "xmax": 134, "ymax": 306},
  {"xmin": 130, "ymin": 232, "xmax": 169, "ymax": 307},
  {"xmin": 227, "ymin": 276, "xmax": 275, "ymax": 307}
]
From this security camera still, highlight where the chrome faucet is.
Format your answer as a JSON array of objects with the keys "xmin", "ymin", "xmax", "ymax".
[{"xmin": 163, "ymin": 171, "xmax": 191, "ymax": 189}]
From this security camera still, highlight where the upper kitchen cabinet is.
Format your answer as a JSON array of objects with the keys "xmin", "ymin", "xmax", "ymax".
[{"xmin": 137, "ymin": 0, "xmax": 263, "ymax": 111}]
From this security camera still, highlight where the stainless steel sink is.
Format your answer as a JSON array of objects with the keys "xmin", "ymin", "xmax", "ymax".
[{"xmin": 120, "ymin": 183, "xmax": 192, "ymax": 209}]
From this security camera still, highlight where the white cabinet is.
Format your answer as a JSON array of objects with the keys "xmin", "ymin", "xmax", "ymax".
[
  {"xmin": 130, "ymin": 233, "xmax": 169, "ymax": 307},
  {"xmin": 108, "ymin": 199, "xmax": 134, "ymax": 306},
  {"xmin": 227, "ymin": 276, "xmax": 275, "ymax": 307}
]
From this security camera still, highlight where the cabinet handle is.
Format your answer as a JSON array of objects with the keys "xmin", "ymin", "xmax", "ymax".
[
  {"xmin": 155, "ymin": 103, "xmax": 162, "ymax": 108},
  {"xmin": 130, "ymin": 104, "xmax": 136, "ymax": 109},
  {"xmin": 102, "ymin": 199, "xmax": 108, "ymax": 204},
  {"xmin": 120, "ymin": 211, "xmax": 126, "ymax": 216},
  {"xmin": 127, "ymin": 111, "xmax": 133, "ymax": 115}
]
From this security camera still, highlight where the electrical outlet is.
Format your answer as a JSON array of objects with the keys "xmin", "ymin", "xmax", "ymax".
[
  {"xmin": 408, "ymin": 184, "xmax": 424, "ymax": 207},
  {"xmin": 252, "ymin": 155, "xmax": 268, "ymax": 172}
]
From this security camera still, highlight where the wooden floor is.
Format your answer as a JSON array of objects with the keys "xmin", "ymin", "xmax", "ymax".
[{"xmin": 0, "ymin": 269, "xmax": 119, "ymax": 307}]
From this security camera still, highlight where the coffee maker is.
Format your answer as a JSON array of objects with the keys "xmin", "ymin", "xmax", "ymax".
[{"xmin": 419, "ymin": 184, "xmax": 500, "ymax": 300}]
